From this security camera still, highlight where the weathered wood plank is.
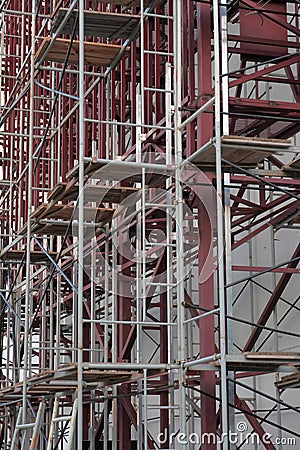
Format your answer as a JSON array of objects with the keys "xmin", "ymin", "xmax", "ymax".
[
  {"xmin": 53, "ymin": 9, "xmax": 140, "ymax": 39},
  {"xmin": 193, "ymin": 135, "xmax": 291, "ymax": 168},
  {"xmin": 35, "ymin": 37, "xmax": 127, "ymax": 66}
]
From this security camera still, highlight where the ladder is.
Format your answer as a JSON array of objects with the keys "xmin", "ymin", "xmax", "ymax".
[
  {"xmin": 134, "ymin": 0, "xmax": 187, "ymax": 447},
  {"xmin": 46, "ymin": 397, "xmax": 78, "ymax": 450},
  {"xmin": 10, "ymin": 402, "xmax": 45, "ymax": 450}
]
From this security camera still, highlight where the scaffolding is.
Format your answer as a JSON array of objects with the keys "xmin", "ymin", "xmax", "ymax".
[{"xmin": 0, "ymin": 0, "xmax": 299, "ymax": 448}]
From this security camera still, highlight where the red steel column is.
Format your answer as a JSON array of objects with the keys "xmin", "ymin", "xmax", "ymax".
[
  {"xmin": 198, "ymin": 204, "xmax": 217, "ymax": 449},
  {"xmin": 117, "ymin": 256, "xmax": 132, "ymax": 448},
  {"xmin": 196, "ymin": 2, "xmax": 213, "ymax": 148}
]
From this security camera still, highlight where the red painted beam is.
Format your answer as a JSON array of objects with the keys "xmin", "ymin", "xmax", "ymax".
[
  {"xmin": 119, "ymin": 393, "xmax": 156, "ymax": 449},
  {"xmin": 235, "ymin": 397, "xmax": 276, "ymax": 450},
  {"xmin": 232, "ymin": 197, "xmax": 296, "ymax": 237},
  {"xmin": 243, "ymin": 243, "xmax": 300, "ymax": 351},
  {"xmin": 95, "ymin": 400, "xmax": 112, "ymax": 441},
  {"xmin": 229, "ymin": 175, "xmax": 300, "ymax": 188},
  {"xmin": 232, "ymin": 265, "xmax": 300, "ymax": 274},
  {"xmin": 229, "ymin": 55, "xmax": 300, "ymax": 89},
  {"xmin": 196, "ymin": 1, "xmax": 213, "ymax": 148},
  {"xmin": 198, "ymin": 205, "xmax": 217, "ymax": 449},
  {"xmin": 229, "ymin": 96, "xmax": 300, "ymax": 113},
  {"xmin": 240, "ymin": 0, "xmax": 300, "ymax": 38},
  {"xmin": 228, "ymin": 34, "xmax": 300, "ymax": 50}
]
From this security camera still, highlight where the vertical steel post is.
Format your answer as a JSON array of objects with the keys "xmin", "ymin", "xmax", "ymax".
[
  {"xmin": 78, "ymin": 1, "xmax": 85, "ymax": 448},
  {"xmin": 224, "ymin": 172, "xmax": 235, "ymax": 446},
  {"xmin": 174, "ymin": 0, "xmax": 187, "ymax": 448},
  {"xmin": 136, "ymin": 87, "xmax": 143, "ymax": 450},
  {"xmin": 111, "ymin": 234, "xmax": 118, "ymax": 450},
  {"xmin": 221, "ymin": 2, "xmax": 234, "ymax": 432},
  {"xmin": 270, "ymin": 226, "xmax": 282, "ymax": 450},
  {"xmin": 165, "ymin": 61, "xmax": 175, "ymax": 444},
  {"xmin": 55, "ymin": 237, "xmax": 62, "ymax": 370},
  {"xmin": 213, "ymin": 0, "xmax": 229, "ymax": 447},
  {"xmin": 143, "ymin": 369, "xmax": 148, "ymax": 449},
  {"xmin": 22, "ymin": 1, "xmax": 36, "ymax": 446},
  {"xmin": 103, "ymin": 228, "xmax": 109, "ymax": 450},
  {"xmin": 90, "ymin": 235, "xmax": 96, "ymax": 450}
]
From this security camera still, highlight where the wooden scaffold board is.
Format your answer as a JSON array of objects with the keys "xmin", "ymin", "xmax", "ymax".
[
  {"xmin": 53, "ymin": 9, "xmax": 140, "ymax": 40},
  {"xmin": 193, "ymin": 135, "xmax": 292, "ymax": 169},
  {"xmin": 35, "ymin": 37, "xmax": 127, "ymax": 66}
]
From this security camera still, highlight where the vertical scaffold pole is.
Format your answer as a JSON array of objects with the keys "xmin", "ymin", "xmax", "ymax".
[
  {"xmin": 78, "ymin": 1, "xmax": 85, "ymax": 449},
  {"xmin": 165, "ymin": 61, "xmax": 175, "ymax": 441},
  {"xmin": 213, "ymin": 0, "xmax": 229, "ymax": 447},
  {"xmin": 221, "ymin": 0, "xmax": 235, "ymax": 445},
  {"xmin": 23, "ymin": 0, "xmax": 36, "ymax": 446},
  {"xmin": 173, "ymin": 0, "xmax": 187, "ymax": 448}
]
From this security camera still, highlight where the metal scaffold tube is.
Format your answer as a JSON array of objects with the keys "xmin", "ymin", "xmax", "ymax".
[
  {"xmin": 173, "ymin": 0, "xmax": 188, "ymax": 448},
  {"xmin": 77, "ymin": 0, "xmax": 85, "ymax": 448},
  {"xmin": 0, "ymin": 0, "xmax": 300, "ymax": 448},
  {"xmin": 22, "ymin": 0, "xmax": 36, "ymax": 447},
  {"xmin": 213, "ymin": 0, "xmax": 229, "ymax": 446}
]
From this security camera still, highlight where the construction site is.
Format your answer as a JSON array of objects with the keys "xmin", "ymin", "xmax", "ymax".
[{"xmin": 0, "ymin": 0, "xmax": 300, "ymax": 448}]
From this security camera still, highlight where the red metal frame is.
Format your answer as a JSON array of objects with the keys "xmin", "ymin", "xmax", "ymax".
[{"xmin": 0, "ymin": 0, "xmax": 300, "ymax": 448}]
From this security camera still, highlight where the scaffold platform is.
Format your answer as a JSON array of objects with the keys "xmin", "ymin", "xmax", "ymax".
[
  {"xmin": 193, "ymin": 135, "xmax": 292, "ymax": 168},
  {"xmin": 35, "ymin": 38, "xmax": 127, "ymax": 66},
  {"xmin": 53, "ymin": 9, "xmax": 140, "ymax": 39},
  {"xmin": 0, "ymin": 365, "xmax": 144, "ymax": 402}
]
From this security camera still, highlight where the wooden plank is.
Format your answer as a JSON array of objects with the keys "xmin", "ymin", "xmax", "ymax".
[
  {"xmin": 48, "ymin": 182, "xmax": 140, "ymax": 203},
  {"xmin": 66, "ymin": 161, "xmax": 173, "ymax": 186},
  {"xmin": 245, "ymin": 352, "xmax": 300, "ymax": 360},
  {"xmin": 95, "ymin": 0, "xmax": 152, "ymax": 6},
  {"xmin": 47, "ymin": 182, "xmax": 66, "ymax": 201},
  {"xmin": 32, "ymin": 222, "xmax": 108, "ymax": 236},
  {"xmin": 222, "ymin": 135, "xmax": 291, "ymax": 147},
  {"xmin": 82, "ymin": 185, "xmax": 140, "ymax": 203},
  {"xmin": 283, "ymin": 155, "xmax": 300, "ymax": 172},
  {"xmin": 290, "ymin": 157, "xmax": 300, "ymax": 170},
  {"xmin": 30, "ymin": 204, "xmax": 49, "ymax": 220},
  {"xmin": 30, "ymin": 203, "xmax": 114, "ymax": 222},
  {"xmin": 194, "ymin": 145, "xmax": 273, "ymax": 166},
  {"xmin": 221, "ymin": 352, "xmax": 300, "ymax": 372},
  {"xmin": 0, "ymin": 250, "xmax": 58, "ymax": 263},
  {"xmin": 66, "ymin": 161, "xmax": 104, "ymax": 179},
  {"xmin": 35, "ymin": 37, "xmax": 127, "ymax": 66},
  {"xmin": 275, "ymin": 372, "xmax": 300, "ymax": 389},
  {"xmin": 212, "ymin": 352, "xmax": 300, "ymax": 372},
  {"xmin": 31, "ymin": 223, "xmax": 74, "ymax": 236},
  {"xmin": 0, "ymin": 366, "xmax": 145, "ymax": 401},
  {"xmin": 193, "ymin": 135, "xmax": 291, "ymax": 168},
  {"xmin": 53, "ymin": 9, "xmax": 140, "ymax": 39}
]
